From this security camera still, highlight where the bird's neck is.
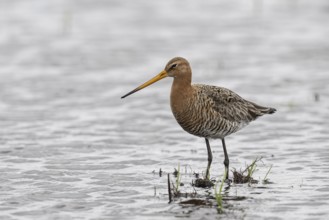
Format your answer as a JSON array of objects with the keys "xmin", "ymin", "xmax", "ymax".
[{"xmin": 170, "ymin": 76, "xmax": 193, "ymax": 114}]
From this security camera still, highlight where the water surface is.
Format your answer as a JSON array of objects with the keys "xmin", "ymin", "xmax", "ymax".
[{"xmin": 0, "ymin": 0, "xmax": 329, "ymax": 219}]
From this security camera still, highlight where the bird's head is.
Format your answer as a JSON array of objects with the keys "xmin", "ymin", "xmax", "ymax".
[
  {"xmin": 121, "ymin": 57, "xmax": 190, "ymax": 99},
  {"xmin": 164, "ymin": 57, "xmax": 191, "ymax": 78}
]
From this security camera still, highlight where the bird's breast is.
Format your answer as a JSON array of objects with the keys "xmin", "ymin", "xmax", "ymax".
[
  {"xmin": 170, "ymin": 85, "xmax": 243, "ymax": 139},
  {"xmin": 170, "ymin": 90, "xmax": 216, "ymax": 138}
]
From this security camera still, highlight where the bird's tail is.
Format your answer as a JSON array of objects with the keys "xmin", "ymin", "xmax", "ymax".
[
  {"xmin": 252, "ymin": 102, "xmax": 277, "ymax": 115},
  {"xmin": 259, "ymin": 106, "xmax": 276, "ymax": 115},
  {"xmin": 267, "ymin": 107, "xmax": 276, "ymax": 114}
]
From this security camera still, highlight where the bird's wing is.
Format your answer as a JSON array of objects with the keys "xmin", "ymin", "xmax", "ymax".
[{"xmin": 194, "ymin": 84, "xmax": 264, "ymax": 123}]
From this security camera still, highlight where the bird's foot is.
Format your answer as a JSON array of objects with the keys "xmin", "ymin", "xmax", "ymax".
[{"xmin": 224, "ymin": 178, "xmax": 233, "ymax": 184}]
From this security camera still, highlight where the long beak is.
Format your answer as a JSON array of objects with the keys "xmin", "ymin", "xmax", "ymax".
[{"xmin": 121, "ymin": 70, "xmax": 168, "ymax": 99}]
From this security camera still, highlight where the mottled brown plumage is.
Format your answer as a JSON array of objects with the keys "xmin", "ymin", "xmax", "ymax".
[
  {"xmin": 172, "ymin": 83, "xmax": 275, "ymax": 139},
  {"xmin": 122, "ymin": 57, "xmax": 276, "ymax": 180}
]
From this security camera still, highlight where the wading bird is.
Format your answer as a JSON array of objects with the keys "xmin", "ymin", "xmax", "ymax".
[{"xmin": 121, "ymin": 57, "xmax": 276, "ymax": 180}]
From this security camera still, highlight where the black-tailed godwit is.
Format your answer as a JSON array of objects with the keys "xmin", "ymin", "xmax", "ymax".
[{"xmin": 121, "ymin": 57, "xmax": 276, "ymax": 180}]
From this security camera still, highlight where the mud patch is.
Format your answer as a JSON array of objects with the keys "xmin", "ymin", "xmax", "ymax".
[
  {"xmin": 193, "ymin": 178, "xmax": 215, "ymax": 188},
  {"xmin": 232, "ymin": 158, "xmax": 263, "ymax": 184}
]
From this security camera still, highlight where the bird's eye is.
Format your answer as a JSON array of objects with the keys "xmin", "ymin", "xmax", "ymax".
[{"xmin": 171, "ymin": 64, "xmax": 177, "ymax": 69}]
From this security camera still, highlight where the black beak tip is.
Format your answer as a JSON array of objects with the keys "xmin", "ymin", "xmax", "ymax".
[{"xmin": 121, "ymin": 89, "xmax": 137, "ymax": 99}]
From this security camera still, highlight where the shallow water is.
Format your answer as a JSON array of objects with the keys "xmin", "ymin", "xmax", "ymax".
[{"xmin": 0, "ymin": 0, "xmax": 329, "ymax": 219}]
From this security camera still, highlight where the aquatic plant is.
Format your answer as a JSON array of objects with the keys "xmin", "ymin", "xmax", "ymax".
[
  {"xmin": 175, "ymin": 163, "xmax": 182, "ymax": 193},
  {"xmin": 214, "ymin": 169, "xmax": 227, "ymax": 213},
  {"xmin": 169, "ymin": 163, "xmax": 183, "ymax": 198},
  {"xmin": 263, "ymin": 164, "xmax": 273, "ymax": 184},
  {"xmin": 247, "ymin": 158, "xmax": 258, "ymax": 179},
  {"xmin": 233, "ymin": 157, "xmax": 262, "ymax": 184}
]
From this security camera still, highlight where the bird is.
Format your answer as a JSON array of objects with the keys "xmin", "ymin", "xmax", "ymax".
[{"xmin": 121, "ymin": 57, "xmax": 276, "ymax": 180}]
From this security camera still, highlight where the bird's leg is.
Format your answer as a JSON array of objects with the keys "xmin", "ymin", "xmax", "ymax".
[
  {"xmin": 221, "ymin": 138, "xmax": 229, "ymax": 180},
  {"xmin": 205, "ymin": 138, "xmax": 212, "ymax": 180}
]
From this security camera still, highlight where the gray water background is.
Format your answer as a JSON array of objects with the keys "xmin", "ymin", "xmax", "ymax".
[{"xmin": 0, "ymin": 0, "xmax": 329, "ymax": 219}]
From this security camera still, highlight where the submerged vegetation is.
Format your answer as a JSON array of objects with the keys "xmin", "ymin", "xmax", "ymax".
[
  {"xmin": 233, "ymin": 157, "xmax": 263, "ymax": 184},
  {"xmin": 193, "ymin": 177, "xmax": 214, "ymax": 188},
  {"xmin": 167, "ymin": 158, "xmax": 273, "ymax": 213}
]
